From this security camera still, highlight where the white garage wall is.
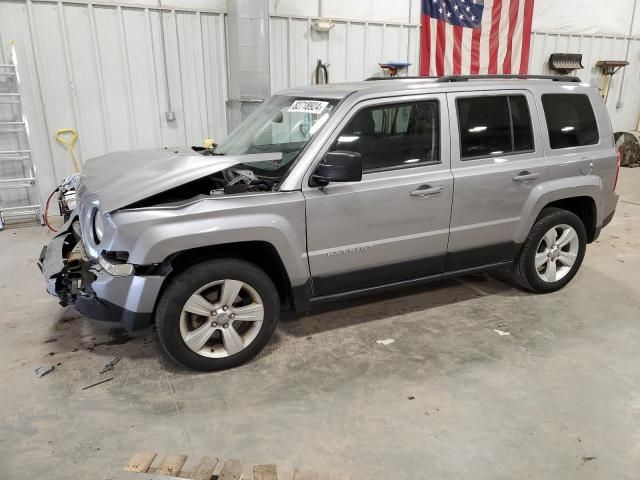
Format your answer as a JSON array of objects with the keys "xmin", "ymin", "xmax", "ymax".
[
  {"xmin": 533, "ymin": 0, "xmax": 637, "ymax": 36},
  {"xmin": 530, "ymin": 0, "xmax": 640, "ymax": 132},
  {"xmin": 269, "ymin": 15, "xmax": 420, "ymax": 92},
  {"xmin": 528, "ymin": 31, "xmax": 640, "ymax": 132},
  {"xmin": 269, "ymin": 0, "xmax": 420, "ymax": 24},
  {"xmin": 0, "ymin": 0, "xmax": 227, "ymax": 204}
]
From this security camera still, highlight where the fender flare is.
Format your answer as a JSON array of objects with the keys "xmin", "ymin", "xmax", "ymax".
[{"xmin": 513, "ymin": 175, "xmax": 601, "ymax": 244}]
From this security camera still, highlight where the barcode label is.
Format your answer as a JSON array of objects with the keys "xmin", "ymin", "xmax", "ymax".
[{"xmin": 288, "ymin": 100, "xmax": 329, "ymax": 114}]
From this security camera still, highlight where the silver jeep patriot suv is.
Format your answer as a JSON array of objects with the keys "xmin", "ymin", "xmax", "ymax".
[{"xmin": 39, "ymin": 75, "xmax": 620, "ymax": 370}]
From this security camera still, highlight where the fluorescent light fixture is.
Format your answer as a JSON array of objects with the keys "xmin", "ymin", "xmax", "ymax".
[
  {"xmin": 561, "ymin": 126, "xmax": 575, "ymax": 132},
  {"xmin": 338, "ymin": 135, "xmax": 359, "ymax": 143},
  {"xmin": 312, "ymin": 19, "xmax": 335, "ymax": 32},
  {"xmin": 468, "ymin": 126, "xmax": 487, "ymax": 133}
]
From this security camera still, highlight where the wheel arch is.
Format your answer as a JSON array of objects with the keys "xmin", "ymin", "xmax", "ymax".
[
  {"xmin": 541, "ymin": 196, "xmax": 598, "ymax": 242},
  {"xmin": 516, "ymin": 180, "xmax": 600, "ymax": 245},
  {"xmin": 153, "ymin": 241, "xmax": 297, "ymax": 315}
]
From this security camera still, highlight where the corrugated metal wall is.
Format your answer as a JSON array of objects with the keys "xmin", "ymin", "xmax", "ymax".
[
  {"xmin": 269, "ymin": 15, "xmax": 420, "ymax": 92},
  {"xmin": 0, "ymin": 0, "xmax": 227, "ymax": 203},
  {"xmin": 529, "ymin": 31, "xmax": 640, "ymax": 133}
]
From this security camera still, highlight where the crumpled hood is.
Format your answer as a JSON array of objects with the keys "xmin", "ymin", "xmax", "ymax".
[{"xmin": 79, "ymin": 147, "xmax": 281, "ymax": 212}]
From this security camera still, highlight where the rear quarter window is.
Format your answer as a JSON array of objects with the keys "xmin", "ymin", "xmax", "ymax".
[{"xmin": 541, "ymin": 94, "xmax": 599, "ymax": 149}]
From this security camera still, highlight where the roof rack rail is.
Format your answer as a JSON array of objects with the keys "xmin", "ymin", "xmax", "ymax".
[
  {"xmin": 365, "ymin": 74, "xmax": 581, "ymax": 82},
  {"xmin": 365, "ymin": 76, "xmax": 433, "ymax": 81},
  {"xmin": 437, "ymin": 74, "xmax": 581, "ymax": 82}
]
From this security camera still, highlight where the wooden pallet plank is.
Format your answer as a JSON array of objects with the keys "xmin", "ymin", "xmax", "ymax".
[
  {"xmin": 155, "ymin": 454, "xmax": 188, "ymax": 477},
  {"xmin": 293, "ymin": 470, "xmax": 317, "ymax": 480},
  {"xmin": 110, "ymin": 473, "xmax": 183, "ymax": 480},
  {"xmin": 191, "ymin": 456, "xmax": 219, "ymax": 480},
  {"xmin": 253, "ymin": 464, "xmax": 278, "ymax": 480},
  {"xmin": 124, "ymin": 452, "xmax": 157, "ymax": 473},
  {"xmin": 218, "ymin": 459, "xmax": 244, "ymax": 480}
]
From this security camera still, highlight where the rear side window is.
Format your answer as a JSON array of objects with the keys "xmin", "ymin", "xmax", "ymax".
[
  {"xmin": 541, "ymin": 94, "xmax": 599, "ymax": 149},
  {"xmin": 331, "ymin": 100, "xmax": 440, "ymax": 172},
  {"xmin": 457, "ymin": 95, "xmax": 534, "ymax": 159}
]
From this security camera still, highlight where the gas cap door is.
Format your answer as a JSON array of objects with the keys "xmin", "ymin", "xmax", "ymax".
[{"xmin": 580, "ymin": 157, "xmax": 594, "ymax": 175}]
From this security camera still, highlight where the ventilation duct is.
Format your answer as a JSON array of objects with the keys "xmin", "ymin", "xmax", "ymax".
[{"xmin": 226, "ymin": 0, "xmax": 271, "ymax": 130}]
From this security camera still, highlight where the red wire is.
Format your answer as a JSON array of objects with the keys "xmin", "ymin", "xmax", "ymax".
[{"xmin": 44, "ymin": 188, "xmax": 59, "ymax": 233}]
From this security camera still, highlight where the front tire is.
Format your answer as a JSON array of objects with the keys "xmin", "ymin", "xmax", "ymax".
[
  {"xmin": 155, "ymin": 259, "xmax": 279, "ymax": 371},
  {"xmin": 512, "ymin": 208, "xmax": 587, "ymax": 293}
]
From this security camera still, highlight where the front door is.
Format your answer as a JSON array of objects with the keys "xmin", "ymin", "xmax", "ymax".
[
  {"xmin": 445, "ymin": 90, "xmax": 550, "ymax": 270},
  {"xmin": 303, "ymin": 94, "xmax": 453, "ymax": 297}
]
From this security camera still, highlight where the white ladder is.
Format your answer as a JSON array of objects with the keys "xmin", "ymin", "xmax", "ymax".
[{"xmin": 0, "ymin": 43, "xmax": 43, "ymax": 230}]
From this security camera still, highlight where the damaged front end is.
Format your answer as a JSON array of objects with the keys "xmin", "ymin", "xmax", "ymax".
[
  {"xmin": 38, "ymin": 216, "xmax": 93, "ymax": 306},
  {"xmin": 37, "ymin": 214, "xmax": 165, "ymax": 331}
]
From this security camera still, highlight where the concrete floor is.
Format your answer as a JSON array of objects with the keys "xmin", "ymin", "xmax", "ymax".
[{"xmin": 1, "ymin": 171, "xmax": 640, "ymax": 480}]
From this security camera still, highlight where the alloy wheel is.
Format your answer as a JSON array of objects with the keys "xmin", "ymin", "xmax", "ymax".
[
  {"xmin": 179, "ymin": 279, "xmax": 264, "ymax": 358},
  {"xmin": 535, "ymin": 224, "xmax": 580, "ymax": 283}
]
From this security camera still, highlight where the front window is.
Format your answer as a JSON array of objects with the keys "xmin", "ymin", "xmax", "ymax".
[
  {"xmin": 215, "ymin": 95, "xmax": 338, "ymax": 178},
  {"xmin": 329, "ymin": 100, "xmax": 440, "ymax": 172}
]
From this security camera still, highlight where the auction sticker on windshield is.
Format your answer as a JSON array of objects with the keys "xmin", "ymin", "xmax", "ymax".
[{"xmin": 288, "ymin": 100, "xmax": 329, "ymax": 114}]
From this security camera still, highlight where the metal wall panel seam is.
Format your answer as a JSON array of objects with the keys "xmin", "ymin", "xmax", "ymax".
[
  {"xmin": 306, "ymin": 18, "xmax": 311, "ymax": 84},
  {"xmin": 381, "ymin": 23, "xmax": 386, "ymax": 61},
  {"xmin": 287, "ymin": 17, "xmax": 292, "ymax": 88},
  {"xmin": 144, "ymin": 7, "xmax": 163, "ymax": 146},
  {"xmin": 57, "ymin": 1, "xmax": 85, "ymax": 163},
  {"xmin": 196, "ymin": 11, "xmax": 210, "ymax": 139},
  {"xmin": 25, "ymin": 0, "xmax": 58, "ymax": 189},
  {"xmin": 31, "ymin": 0, "xmax": 226, "ymax": 15},
  {"xmin": 0, "ymin": 25, "xmax": 6, "ymax": 64},
  {"xmin": 215, "ymin": 13, "xmax": 228, "ymax": 135},
  {"xmin": 363, "ymin": 22, "xmax": 368, "ymax": 77},
  {"xmin": 171, "ymin": 9, "xmax": 188, "ymax": 145},
  {"xmin": 325, "ymin": 19, "xmax": 331, "ymax": 69},
  {"xmin": 117, "ymin": 5, "xmax": 138, "ymax": 149},
  {"xmin": 88, "ymin": 3, "xmax": 111, "ymax": 151},
  {"xmin": 344, "ymin": 21, "xmax": 350, "ymax": 81}
]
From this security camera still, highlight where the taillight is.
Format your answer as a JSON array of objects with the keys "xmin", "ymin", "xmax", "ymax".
[{"xmin": 614, "ymin": 149, "xmax": 621, "ymax": 191}]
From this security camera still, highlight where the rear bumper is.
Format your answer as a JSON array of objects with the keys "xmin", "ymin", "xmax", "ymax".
[
  {"xmin": 38, "ymin": 218, "xmax": 164, "ymax": 331},
  {"xmin": 593, "ymin": 191, "xmax": 619, "ymax": 242}
]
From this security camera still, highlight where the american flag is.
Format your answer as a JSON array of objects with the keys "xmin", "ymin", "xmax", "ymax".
[{"xmin": 419, "ymin": 0, "xmax": 534, "ymax": 76}]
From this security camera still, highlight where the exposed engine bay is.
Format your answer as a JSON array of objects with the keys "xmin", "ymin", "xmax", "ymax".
[{"xmin": 125, "ymin": 148, "xmax": 286, "ymax": 209}]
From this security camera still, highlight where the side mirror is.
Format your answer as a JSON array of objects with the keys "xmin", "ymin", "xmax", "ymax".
[{"xmin": 312, "ymin": 151, "xmax": 362, "ymax": 186}]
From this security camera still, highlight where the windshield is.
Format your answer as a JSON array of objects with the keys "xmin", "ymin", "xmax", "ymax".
[{"xmin": 215, "ymin": 95, "xmax": 338, "ymax": 177}]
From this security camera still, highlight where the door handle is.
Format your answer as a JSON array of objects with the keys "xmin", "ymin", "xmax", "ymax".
[
  {"xmin": 513, "ymin": 171, "xmax": 539, "ymax": 182},
  {"xmin": 410, "ymin": 185, "xmax": 444, "ymax": 197}
]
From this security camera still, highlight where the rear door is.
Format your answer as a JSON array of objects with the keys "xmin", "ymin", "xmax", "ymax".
[
  {"xmin": 303, "ymin": 94, "xmax": 453, "ymax": 296},
  {"xmin": 446, "ymin": 89, "xmax": 550, "ymax": 270}
]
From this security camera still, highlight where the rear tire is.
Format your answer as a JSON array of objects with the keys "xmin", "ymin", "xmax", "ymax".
[
  {"xmin": 512, "ymin": 208, "xmax": 587, "ymax": 293},
  {"xmin": 156, "ymin": 258, "xmax": 279, "ymax": 371}
]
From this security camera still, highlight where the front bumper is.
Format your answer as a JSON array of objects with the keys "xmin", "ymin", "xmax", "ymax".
[{"xmin": 38, "ymin": 218, "xmax": 165, "ymax": 331}]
